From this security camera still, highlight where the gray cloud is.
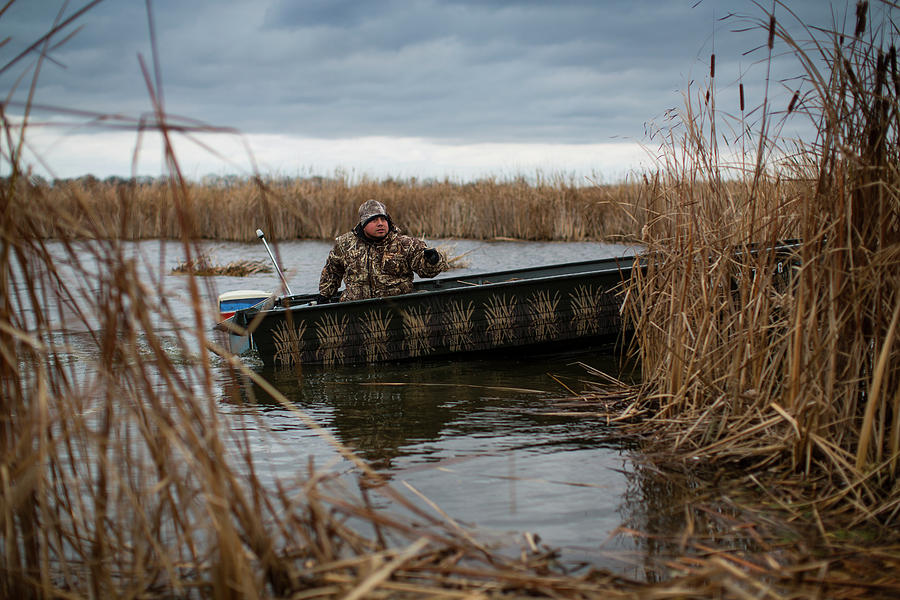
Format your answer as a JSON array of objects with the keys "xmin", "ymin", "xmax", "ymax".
[{"xmin": 3, "ymin": 1, "xmax": 855, "ymax": 153}]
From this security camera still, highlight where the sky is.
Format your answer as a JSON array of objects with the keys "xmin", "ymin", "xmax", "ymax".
[{"xmin": 2, "ymin": 0, "xmax": 863, "ymax": 183}]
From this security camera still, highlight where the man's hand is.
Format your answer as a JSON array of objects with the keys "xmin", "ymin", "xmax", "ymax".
[
  {"xmin": 312, "ymin": 294, "xmax": 330, "ymax": 305},
  {"xmin": 423, "ymin": 248, "xmax": 440, "ymax": 265}
]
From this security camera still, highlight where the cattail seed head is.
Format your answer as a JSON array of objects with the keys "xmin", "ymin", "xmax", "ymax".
[
  {"xmin": 739, "ymin": 83, "xmax": 745, "ymax": 111},
  {"xmin": 787, "ymin": 91, "xmax": 799, "ymax": 113},
  {"xmin": 890, "ymin": 46, "xmax": 899, "ymax": 96},
  {"xmin": 855, "ymin": 1, "xmax": 868, "ymax": 38},
  {"xmin": 768, "ymin": 15, "xmax": 776, "ymax": 49},
  {"xmin": 710, "ymin": 54, "xmax": 715, "ymax": 78}
]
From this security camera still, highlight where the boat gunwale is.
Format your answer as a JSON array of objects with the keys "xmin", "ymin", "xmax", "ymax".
[{"xmin": 250, "ymin": 257, "xmax": 636, "ymax": 318}]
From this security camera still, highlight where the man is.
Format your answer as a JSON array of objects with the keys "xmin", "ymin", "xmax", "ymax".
[{"xmin": 316, "ymin": 199, "xmax": 447, "ymax": 302}]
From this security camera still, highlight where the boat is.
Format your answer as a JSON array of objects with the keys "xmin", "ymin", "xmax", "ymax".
[
  {"xmin": 215, "ymin": 237, "xmax": 803, "ymax": 368},
  {"xmin": 217, "ymin": 255, "xmax": 636, "ymax": 368},
  {"xmin": 217, "ymin": 289, "xmax": 275, "ymax": 354}
]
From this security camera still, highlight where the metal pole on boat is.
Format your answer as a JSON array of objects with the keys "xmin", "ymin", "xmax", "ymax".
[{"xmin": 256, "ymin": 229, "xmax": 294, "ymax": 296}]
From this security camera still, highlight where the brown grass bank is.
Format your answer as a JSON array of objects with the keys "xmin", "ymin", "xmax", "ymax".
[
  {"xmin": 617, "ymin": 0, "xmax": 900, "ymax": 531},
  {"xmin": 21, "ymin": 173, "xmax": 654, "ymax": 243}
]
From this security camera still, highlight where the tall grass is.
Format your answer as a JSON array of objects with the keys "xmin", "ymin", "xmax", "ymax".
[
  {"xmin": 19, "ymin": 173, "xmax": 651, "ymax": 243},
  {"xmin": 624, "ymin": 1, "xmax": 900, "ymax": 525}
]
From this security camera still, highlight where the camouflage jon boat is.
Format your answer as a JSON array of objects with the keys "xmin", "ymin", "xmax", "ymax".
[{"xmin": 221, "ymin": 255, "xmax": 636, "ymax": 368}]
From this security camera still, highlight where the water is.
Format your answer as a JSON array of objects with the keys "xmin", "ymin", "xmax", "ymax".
[
  {"xmin": 247, "ymin": 353, "xmax": 636, "ymax": 562},
  {"xmin": 35, "ymin": 237, "xmax": 655, "ymax": 575}
]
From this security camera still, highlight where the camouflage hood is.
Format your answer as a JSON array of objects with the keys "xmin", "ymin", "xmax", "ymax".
[
  {"xmin": 354, "ymin": 199, "xmax": 395, "ymax": 240},
  {"xmin": 357, "ymin": 199, "xmax": 392, "ymax": 228}
]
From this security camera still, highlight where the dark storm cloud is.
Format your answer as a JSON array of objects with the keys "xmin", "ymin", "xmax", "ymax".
[
  {"xmin": 252, "ymin": 0, "xmax": 721, "ymax": 142},
  {"xmin": 264, "ymin": 0, "xmax": 394, "ymax": 29},
  {"xmin": 3, "ymin": 0, "xmax": 846, "ymax": 147}
]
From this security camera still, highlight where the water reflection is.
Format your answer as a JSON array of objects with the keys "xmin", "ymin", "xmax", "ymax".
[
  {"xmin": 212, "ymin": 346, "xmax": 653, "ymax": 573},
  {"xmin": 610, "ymin": 457, "xmax": 788, "ymax": 582},
  {"xmin": 241, "ymin": 353, "xmax": 609, "ymax": 471}
]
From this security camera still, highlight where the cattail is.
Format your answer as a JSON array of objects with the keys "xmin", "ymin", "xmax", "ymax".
[
  {"xmin": 787, "ymin": 90, "xmax": 799, "ymax": 113},
  {"xmin": 890, "ymin": 45, "xmax": 899, "ymax": 97},
  {"xmin": 844, "ymin": 57, "xmax": 859, "ymax": 87},
  {"xmin": 855, "ymin": 0, "xmax": 868, "ymax": 39},
  {"xmin": 710, "ymin": 53, "xmax": 715, "ymax": 78},
  {"xmin": 768, "ymin": 14, "xmax": 776, "ymax": 49},
  {"xmin": 739, "ymin": 83, "xmax": 745, "ymax": 111}
]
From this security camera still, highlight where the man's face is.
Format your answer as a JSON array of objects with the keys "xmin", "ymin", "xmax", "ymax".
[{"xmin": 363, "ymin": 216, "xmax": 389, "ymax": 240}]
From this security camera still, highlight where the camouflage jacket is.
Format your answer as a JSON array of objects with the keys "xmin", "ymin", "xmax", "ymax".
[{"xmin": 318, "ymin": 226, "xmax": 447, "ymax": 302}]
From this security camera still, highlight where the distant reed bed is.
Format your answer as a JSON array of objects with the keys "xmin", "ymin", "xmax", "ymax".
[
  {"xmin": 20, "ymin": 173, "xmax": 653, "ymax": 242},
  {"xmin": 622, "ymin": 1, "xmax": 900, "ymax": 526}
]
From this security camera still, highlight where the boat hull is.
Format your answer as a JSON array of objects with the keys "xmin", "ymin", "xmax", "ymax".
[{"xmin": 232, "ymin": 256, "xmax": 635, "ymax": 367}]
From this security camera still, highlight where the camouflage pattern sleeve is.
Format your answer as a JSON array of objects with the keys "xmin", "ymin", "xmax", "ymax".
[
  {"xmin": 404, "ymin": 236, "xmax": 447, "ymax": 278},
  {"xmin": 318, "ymin": 238, "xmax": 346, "ymax": 298}
]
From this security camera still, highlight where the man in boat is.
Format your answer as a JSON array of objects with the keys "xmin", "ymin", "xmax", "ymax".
[{"xmin": 315, "ymin": 199, "xmax": 447, "ymax": 303}]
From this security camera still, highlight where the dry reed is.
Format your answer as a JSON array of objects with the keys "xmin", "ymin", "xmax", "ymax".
[
  {"xmin": 20, "ymin": 172, "xmax": 652, "ymax": 243},
  {"xmin": 171, "ymin": 251, "xmax": 272, "ymax": 276},
  {"xmin": 619, "ymin": 0, "xmax": 900, "ymax": 530}
]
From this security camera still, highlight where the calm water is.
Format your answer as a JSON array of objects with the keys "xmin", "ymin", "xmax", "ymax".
[{"xmin": 36, "ymin": 237, "xmax": 674, "ymax": 577}]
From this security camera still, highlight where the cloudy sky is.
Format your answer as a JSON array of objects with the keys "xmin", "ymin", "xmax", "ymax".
[{"xmin": 3, "ymin": 0, "xmax": 859, "ymax": 182}]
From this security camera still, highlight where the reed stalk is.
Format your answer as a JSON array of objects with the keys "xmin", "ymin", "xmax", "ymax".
[{"xmin": 623, "ymin": 1, "xmax": 900, "ymax": 525}]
